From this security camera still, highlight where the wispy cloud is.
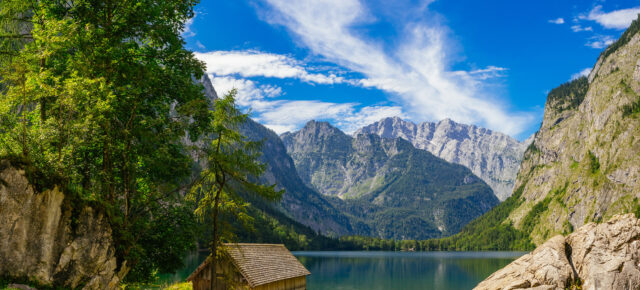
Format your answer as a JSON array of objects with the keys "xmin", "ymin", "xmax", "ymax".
[
  {"xmin": 571, "ymin": 25, "xmax": 593, "ymax": 32},
  {"xmin": 571, "ymin": 68, "xmax": 592, "ymax": 80},
  {"xmin": 549, "ymin": 18, "xmax": 565, "ymax": 24},
  {"xmin": 257, "ymin": 0, "xmax": 534, "ymax": 136},
  {"xmin": 464, "ymin": 66, "xmax": 508, "ymax": 80},
  {"xmin": 196, "ymin": 50, "xmax": 350, "ymax": 85},
  {"xmin": 182, "ymin": 12, "xmax": 198, "ymax": 38},
  {"xmin": 583, "ymin": 5, "xmax": 640, "ymax": 29},
  {"xmin": 210, "ymin": 75, "xmax": 404, "ymax": 134},
  {"xmin": 585, "ymin": 35, "xmax": 615, "ymax": 49}
]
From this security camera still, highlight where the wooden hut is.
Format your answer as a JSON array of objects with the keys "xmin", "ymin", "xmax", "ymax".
[{"xmin": 187, "ymin": 243, "xmax": 310, "ymax": 290}]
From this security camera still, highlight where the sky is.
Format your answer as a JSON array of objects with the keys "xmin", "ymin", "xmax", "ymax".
[{"xmin": 185, "ymin": 0, "xmax": 640, "ymax": 140}]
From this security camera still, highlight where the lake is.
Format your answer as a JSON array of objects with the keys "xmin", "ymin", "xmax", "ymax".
[{"xmin": 159, "ymin": 251, "xmax": 526, "ymax": 289}]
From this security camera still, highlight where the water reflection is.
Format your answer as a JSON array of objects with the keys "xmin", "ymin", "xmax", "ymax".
[
  {"xmin": 158, "ymin": 251, "xmax": 525, "ymax": 289},
  {"xmin": 294, "ymin": 251, "xmax": 525, "ymax": 290}
]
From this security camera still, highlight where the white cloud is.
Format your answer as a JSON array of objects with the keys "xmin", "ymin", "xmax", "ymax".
[
  {"xmin": 585, "ymin": 6, "xmax": 640, "ymax": 29},
  {"xmin": 210, "ymin": 74, "xmax": 405, "ymax": 134},
  {"xmin": 464, "ymin": 66, "xmax": 508, "ymax": 80},
  {"xmin": 586, "ymin": 35, "xmax": 615, "ymax": 49},
  {"xmin": 549, "ymin": 18, "xmax": 565, "ymax": 24},
  {"xmin": 337, "ymin": 106, "xmax": 407, "ymax": 133},
  {"xmin": 195, "ymin": 51, "xmax": 349, "ymax": 85},
  {"xmin": 571, "ymin": 68, "xmax": 592, "ymax": 80},
  {"xmin": 571, "ymin": 25, "xmax": 593, "ymax": 32},
  {"xmin": 258, "ymin": 0, "xmax": 534, "ymax": 136},
  {"xmin": 182, "ymin": 12, "xmax": 198, "ymax": 38},
  {"xmin": 209, "ymin": 76, "xmax": 283, "ymax": 112}
]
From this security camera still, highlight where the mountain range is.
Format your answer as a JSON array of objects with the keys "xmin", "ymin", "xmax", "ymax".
[
  {"xmin": 357, "ymin": 117, "xmax": 532, "ymax": 201},
  {"xmin": 281, "ymin": 120, "xmax": 498, "ymax": 239}
]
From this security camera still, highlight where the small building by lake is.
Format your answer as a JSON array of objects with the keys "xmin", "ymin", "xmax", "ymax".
[{"xmin": 187, "ymin": 243, "xmax": 310, "ymax": 290}]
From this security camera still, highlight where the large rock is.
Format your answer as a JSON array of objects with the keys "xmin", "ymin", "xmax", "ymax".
[
  {"xmin": 475, "ymin": 214, "xmax": 640, "ymax": 290},
  {"xmin": 0, "ymin": 161, "xmax": 120, "ymax": 289}
]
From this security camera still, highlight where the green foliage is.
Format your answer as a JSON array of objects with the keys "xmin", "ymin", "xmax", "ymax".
[
  {"xmin": 0, "ymin": 0, "xmax": 32, "ymax": 67},
  {"xmin": 523, "ymin": 141, "xmax": 540, "ymax": 161},
  {"xmin": 546, "ymin": 77, "xmax": 589, "ymax": 113},
  {"xmin": 587, "ymin": 151, "xmax": 600, "ymax": 174},
  {"xmin": 0, "ymin": 0, "xmax": 210, "ymax": 283},
  {"xmin": 418, "ymin": 184, "xmax": 534, "ymax": 251},
  {"xmin": 633, "ymin": 198, "xmax": 640, "ymax": 219},
  {"xmin": 124, "ymin": 203, "xmax": 201, "ymax": 283},
  {"xmin": 521, "ymin": 197, "xmax": 552, "ymax": 234},
  {"xmin": 187, "ymin": 90, "xmax": 283, "ymax": 287},
  {"xmin": 601, "ymin": 14, "xmax": 640, "ymax": 60},
  {"xmin": 570, "ymin": 159, "xmax": 579, "ymax": 170},
  {"xmin": 521, "ymin": 184, "xmax": 567, "ymax": 235},
  {"xmin": 621, "ymin": 96, "xmax": 640, "ymax": 117}
]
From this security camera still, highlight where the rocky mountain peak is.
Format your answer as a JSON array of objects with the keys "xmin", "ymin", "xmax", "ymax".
[
  {"xmin": 357, "ymin": 117, "xmax": 530, "ymax": 201},
  {"xmin": 281, "ymin": 123, "xmax": 498, "ymax": 239}
]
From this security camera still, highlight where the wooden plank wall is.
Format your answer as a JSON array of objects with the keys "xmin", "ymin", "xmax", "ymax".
[
  {"xmin": 191, "ymin": 258, "xmax": 307, "ymax": 290},
  {"xmin": 253, "ymin": 276, "xmax": 306, "ymax": 290}
]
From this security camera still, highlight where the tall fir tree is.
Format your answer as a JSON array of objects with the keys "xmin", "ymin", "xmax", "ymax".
[{"xmin": 188, "ymin": 89, "xmax": 283, "ymax": 289}]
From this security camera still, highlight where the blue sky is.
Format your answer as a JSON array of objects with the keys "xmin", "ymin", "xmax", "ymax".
[{"xmin": 185, "ymin": 0, "xmax": 640, "ymax": 140}]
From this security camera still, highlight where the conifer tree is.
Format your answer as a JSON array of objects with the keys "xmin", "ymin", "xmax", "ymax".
[{"xmin": 188, "ymin": 89, "xmax": 283, "ymax": 289}]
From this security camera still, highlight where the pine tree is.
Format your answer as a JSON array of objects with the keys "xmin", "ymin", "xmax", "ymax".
[{"xmin": 188, "ymin": 89, "xmax": 283, "ymax": 289}]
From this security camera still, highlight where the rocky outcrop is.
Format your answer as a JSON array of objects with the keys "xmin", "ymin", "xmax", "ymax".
[
  {"xmin": 475, "ymin": 214, "xmax": 640, "ymax": 290},
  {"xmin": 356, "ymin": 117, "xmax": 531, "ymax": 201},
  {"xmin": 0, "ymin": 161, "xmax": 120, "ymax": 289}
]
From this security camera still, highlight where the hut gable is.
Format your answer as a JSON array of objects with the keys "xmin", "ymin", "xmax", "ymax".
[{"xmin": 187, "ymin": 243, "xmax": 310, "ymax": 289}]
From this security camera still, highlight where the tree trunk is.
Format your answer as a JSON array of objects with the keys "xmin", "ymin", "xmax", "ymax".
[{"xmin": 210, "ymin": 184, "xmax": 223, "ymax": 290}]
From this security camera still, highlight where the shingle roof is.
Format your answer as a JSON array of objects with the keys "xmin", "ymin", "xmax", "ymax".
[{"xmin": 187, "ymin": 243, "xmax": 310, "ymax": 288}]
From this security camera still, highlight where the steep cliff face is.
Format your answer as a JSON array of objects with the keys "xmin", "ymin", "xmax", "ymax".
[
  {"xmin": 281, "ymin": 121, "xmax": 499, "ymax": 239},
  {"xmin": 198, "ymin": 77, "xmax": 353, "ymax": 236},
  {"xmin": 507, "ymin": 19, "xmax": 640, "ymax": 245},
  {"xmin": 0, "ymin": 161, "xmax": 120, "ymax": 289},
  {"xmin": 475, "ymin": 214, "xmax": 640, "ymax": 290},
  {"xmin": 357, "ymin": 117, "xmax": 530, "ymax": 201}
]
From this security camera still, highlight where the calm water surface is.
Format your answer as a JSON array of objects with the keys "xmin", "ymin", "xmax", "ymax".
[
  {"xmin": 294, "ymin": 251, "xmax": 525, "ymax": 290},
  {"xmin": 159, "ymin": 251, "xmax": 525, "ymax": 290}
]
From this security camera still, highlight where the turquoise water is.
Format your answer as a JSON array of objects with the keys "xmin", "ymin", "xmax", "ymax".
[
  {"xmin": 294, "ymin": 251, "xmax": 524, "ymax": 290},
  {"xmin": 159, "ymin": 251, "xmax": 525, "ymax": 289}
]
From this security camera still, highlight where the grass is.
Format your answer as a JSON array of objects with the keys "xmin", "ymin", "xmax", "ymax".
[{"xmin": 164, "ymin": 282, "xmax": 192, "ymax": 290}]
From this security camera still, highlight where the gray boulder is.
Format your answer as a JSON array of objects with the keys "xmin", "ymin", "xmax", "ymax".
[{"xmin": 475, "ymin": 213, "xmax": 640, "ymax": 290}]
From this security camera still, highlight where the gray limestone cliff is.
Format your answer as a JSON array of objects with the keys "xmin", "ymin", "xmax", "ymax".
[
  {"xmin": 504, "ymin": 18, "xmax": 640, "ymax": 245},
  {"xmin": 356, "ymin": 117, "xmax": 531, "ymax": 201},
  {"xmin": 0, "ymin": 161, "xmax": 121, "ymax": 289}
]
